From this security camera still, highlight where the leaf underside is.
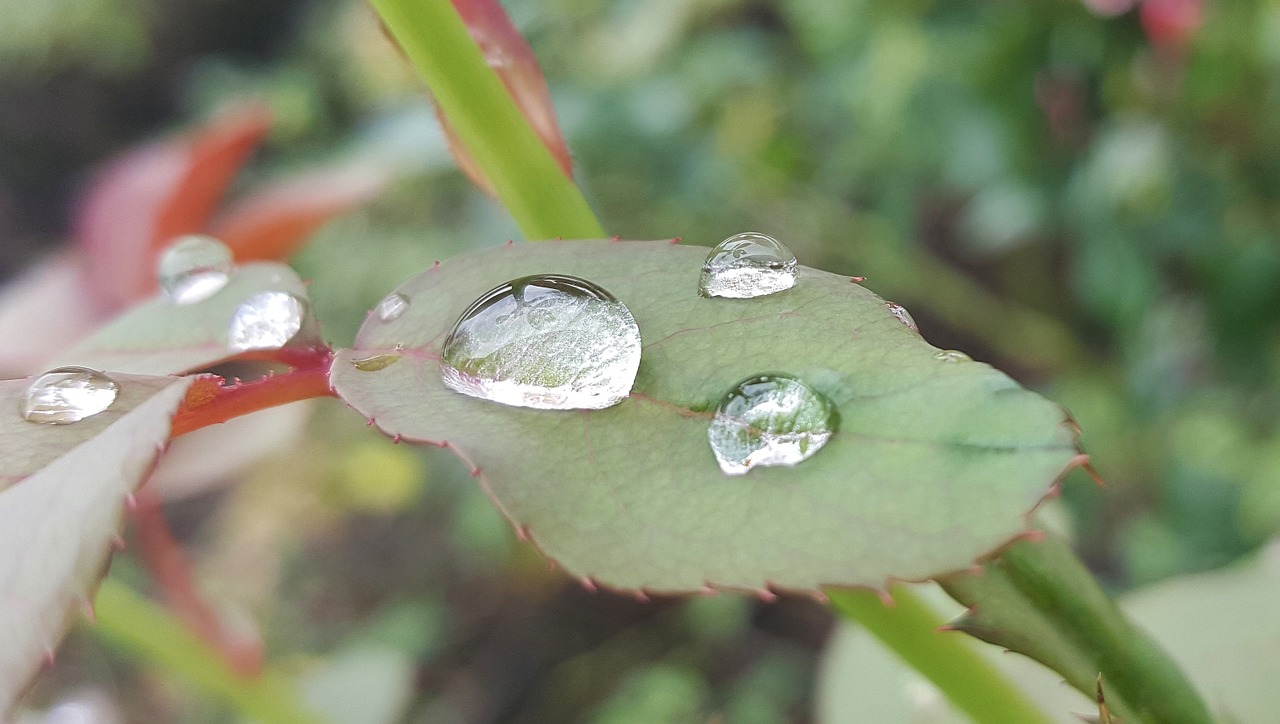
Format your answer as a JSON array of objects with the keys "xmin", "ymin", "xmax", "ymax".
[
  {"xmin": 330, "ymin": 240, "xmax": 1079, "ymax": 594},
  {"xmin": 0, "ymin": 374, "xmax": 194, "ymax": 713},
  {"xmin": 53, "ymin": 262, "xmax": 315, "ymax": 376}
]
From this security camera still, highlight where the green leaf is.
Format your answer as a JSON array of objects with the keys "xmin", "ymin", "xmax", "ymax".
[
  {"xmin": 330, "ymin": 240, "xmax": 1080, "ymax": 594},
  {"xmin": 0, "ymin": 374, "xmax": 194, "ymax": 713},
  {"xmin": 54, "ymin": 262, "xmax": 317, "ymax": 376},
  {"xmin": 938, "ymin": 535, "xmax": 1214, "ymax": 724}
]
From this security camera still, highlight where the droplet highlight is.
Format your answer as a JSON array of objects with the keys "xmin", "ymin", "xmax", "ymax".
[
  {"xmin": 698, "ymin": 232, "xmax": 798, "ymax": 299},
  {"xmin": 228, "ymin": 291, "xmax": 305, "ymax": 351},
  {"xmin": 707, "ymin": 374, "xmax": 837, "ymax": 476},
  {"xmin": 440, "ymin": 274, "xmax": 641, "ymax": 410},
  {"xmin": 376, "ymin": 292, "xmax": 410, "ymax": 323},
  {"xmin": 21, "ymin": 367, "xmax": 119, "ymax": 425},
  {"xmin": 157, "ymin": 235, "xmax": 233, "ymax": 304},
  {"xmin": 934, "ymin": 350, "xmax": 971, "ymax": 363},
  {"xmin": 885, "ymin": 302, "xmax": 919, "ymax": 333}
]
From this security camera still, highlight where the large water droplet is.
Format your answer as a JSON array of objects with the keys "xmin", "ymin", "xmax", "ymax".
[
  {"xmin": 885, "ymin": 301, "xmax": 919, "ymax": 333},
  {"xmin": 440, "ymin": 275, "xmax": 641, "ymax": 410},
  {"xmin": 157, "ymin": 235, "xmax": 233, "ymax": 304},
  {"xmin": 376, "ymin": 292, "xmax": 410, "ymax": 322},
  {"xmin": 934, "ymin": 350, "xmax": 971, "ymax": 363},
  {"xmin": 699, "ymin": 232, "xmax": 798, "ymax": 299},
  {"xmin": 707, "ymin": 374, "xmax": 836, "ymax": 476},
  {"xmin": 228, "ymin": 291, "xmax": 305, "ymax": 351},
  {"xmin": 20, "ymin": 367, "xmax": 119, "ymax": 425}
]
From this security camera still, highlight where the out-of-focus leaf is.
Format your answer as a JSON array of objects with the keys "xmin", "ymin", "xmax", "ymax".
[
  {"xmin": 1119, "ymin": 540, "xmax": 1280, "ymax": 723},
  {"xmin": 53, "ymin": 262, "xmax": 317, "ymax": 376},
  {"xmin": 299, "ymin": 645, "xmax": 415, "ymax": 724},
  {"xmin": 435, "ymin": 0, "xmax": 574, "ymax": 194},
  {"xmin": 0, "ymin": 374, "xmax": 194, "ymax": 713},
  {"xmin": 330, "ymin": 240, "xmax": 1080, "ymax": 594},
  {"xmin": 74, "ymin": 105, "xmax": 271, "ymax": 307},
  {"xmin": 0, "ymin": 251, "xmax": 100, "ymax": 377},
  {"xmin": 210, "ymin": 166, "xmax": 389, "ymax": 262}
]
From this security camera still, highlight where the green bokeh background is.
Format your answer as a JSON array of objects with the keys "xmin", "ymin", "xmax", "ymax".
[{"xmin": 3, "ymin": 0, "xmax": 1279, "ymax": 720}]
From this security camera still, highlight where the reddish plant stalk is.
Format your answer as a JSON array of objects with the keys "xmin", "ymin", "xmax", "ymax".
[
  {"xmin": 169, "ymin": 349, "xmax": 335, "ymax": 438},
  {"xmin": 130, "ymin": 489, "xmax": 263, "ymax": 677}
]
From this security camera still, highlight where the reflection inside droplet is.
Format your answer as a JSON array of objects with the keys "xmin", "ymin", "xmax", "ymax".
[
  {"xmin": 376, "ymin": 292, "xmax": 410, "ymax": 323},
  {"xmin": 707, "ymin": 373, "xmax": 836, "ymax": 475},
  {"xmin": 699, "ymin": 232, "xmax": 798, "ymax": 299},
  {"xmin": 440, "ymin": 274, "xmax": 642, "ymax": 410},
  {"xmin": 157, "ymin": 235, "xmax": 233, "ymax": 304},
  {"xmin": 228, "ymin": 291, "xmax": 305, "ymax": 351},
  {"xmin": 21, "ymin": 367, "xmax": 120, "ymax": 425}
]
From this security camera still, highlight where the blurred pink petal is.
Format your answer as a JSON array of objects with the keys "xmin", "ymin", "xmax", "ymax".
[
  {"xmin": 0, "ymin": 251, "xmax": 99, "ymax": 377},
  {"xmin": 74, "ymin": 105, "xmax": 272, "ymax": 307},
  {"xmin": 1140, "ymin": 0, "xmax": 1202, "ymax": 49},
  {"xmin": 210, "ymin": 165, "xmax": 389, "ymax": 262},
  {"xmin": 436, "ymin": 0, "xmax": 574, "ymax": 194}
]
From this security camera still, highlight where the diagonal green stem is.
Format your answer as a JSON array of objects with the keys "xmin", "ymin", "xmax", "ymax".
[
  {"xmin": 92, "ymin": 578, "xmax": 329, "ymax": 724},
  {"xmin": 827, "ymin": 584, "xmax": 1055, "ymax": 724},
  {"xmin": 370, "ymin": 0, "xmax": 605, "ymax": 241},
  {"xmin": 939, "ymin": 536, "xmax": 1214, "ymax": 724}
]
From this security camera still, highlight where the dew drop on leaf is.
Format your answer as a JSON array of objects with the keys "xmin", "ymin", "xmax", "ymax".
[
  {"xmin": 20, "ymin": 366, "xmax": 120, "ymax": 424},
  {"xmin": 707, "ymin": 373, "xmax": 836, "ymax": 475},
  {"xmin": 884, "ymin": 301, "xmax": 919, "ymax": 333},
  {"xmin": 157, "ymin": 234, "xmax": 233, "ymax": 305},
  {"xmin": 698, "ymin": 232, "xmax": 798, "ymax": 299},
  {"xmin": 227, "ymin": 291, "xmax": 305, "ymax": 351},
  {"xmin": 375, "ymin": 292, "xmax": 410, "ymax": 323},
  {"xmin": 440, "ymin": 274, "xmax": 641, "ymax": 410},
  {"xmin": 934, "ymin": 350, "xmax": 971, "ymax": 362}
]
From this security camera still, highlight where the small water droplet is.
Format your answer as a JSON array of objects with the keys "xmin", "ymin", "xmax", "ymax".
[
  {"xmin": 440, "ymin": 274, "xmax": 641, "ymax": 410},
  {"xmin": 707, "ymin": 374, "xmax": 837, "ymax": 476},
  {"xmin": 699, "ymin": 232, "xmax": 798, "ymax": 299},
  {"xmin": 376, "ymin": 292, "xmax": 410, "ymax": 322},
  {"xmin": 885, "ymin": 302, "xmax": 919, "ymax": 333},
  {"xmin": 351, "ymin": 353, "xmax": 402, "ymax": 372},
  {"xmin": 157, "ymin": 235, "xmax": 233, "ymax": 304},
  {"xmin": 228, "ymin": 291, "xmax": 305, "ymax": 351},
  {"xmin": 934, "ymin": 350, "xmax": 971, "ymax": 362},
  {"xmin": 21, "ymin": 367, "xmax": 119, "ymax": 424}
]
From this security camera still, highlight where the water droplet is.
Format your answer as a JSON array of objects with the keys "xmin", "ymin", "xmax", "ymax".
[
  {"xmin": 699, "ymin": 232, "xmax": 798, "ymax": 299},
  {"xmin": 376, "ymin": 292, "xmax": 410, "ymax": 322},
  {"xmin": 707, "ymin": 374, "xmax": 837, "ymax": 476},
  {"xmin": 440, "ymin": 274, "xmax": 641, "ymax": 410},
  {"xmin": 351, "ymin": 353, "xmax": 402, "ymax": 372},
  {"xmin": 885, "ymin": 302, "xmax": 919, "ymax": 333},
  {"xmin": 228, "ymin": 291, "xmax": 305, "ymax": 351},
  {"xmin": 20, "ymin": 367, "xmax": 119, "ymax": 425},
  {"xmin": 934, "ymin": 350, "xmax": 971, "ymax": 362},
  {"xmin": 157, "ymin": 235, "xmax": 233, "ymax": 304}
]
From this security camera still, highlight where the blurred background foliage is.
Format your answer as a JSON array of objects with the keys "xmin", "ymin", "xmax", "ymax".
[{"xmin": 3, "ymin": 0, "xmax": 1280, "ymax": 720}]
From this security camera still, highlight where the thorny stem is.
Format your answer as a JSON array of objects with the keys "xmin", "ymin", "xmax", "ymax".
[
  {"xmin": 131, "ymin": 489, "xmax": 262, "ymax": 678},
  {"xmin": 169, "ymin": 347, "xmax": 335, "ymax": 439},
  {"xmin": 827, "ymin": 584, "xmax": 1055, "ymax": 724}
]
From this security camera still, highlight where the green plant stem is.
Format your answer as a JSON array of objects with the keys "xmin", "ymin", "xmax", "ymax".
[
  {"xmin": 827, "ymin": 584, "xmax": 1055, "ymax": 724},
  {"xmin": 370, "ymin": 0, "xmax": 605, "ymax": 241},
  {"xmin": 92, "ymin": 578, "xmax": 329, "ymax": 724},
  {"xmin": 939, "ymin": 535, "xmax": 1215, "ymax": 724}
]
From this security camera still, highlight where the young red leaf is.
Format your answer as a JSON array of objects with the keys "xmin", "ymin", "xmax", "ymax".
[
  {"xmin": 74, "ymin": 105, "xmax": 272, "ymax": 306},
  {"xmin": 209, "ymin": 165, "xmax": 388, "ymax": 262}
]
